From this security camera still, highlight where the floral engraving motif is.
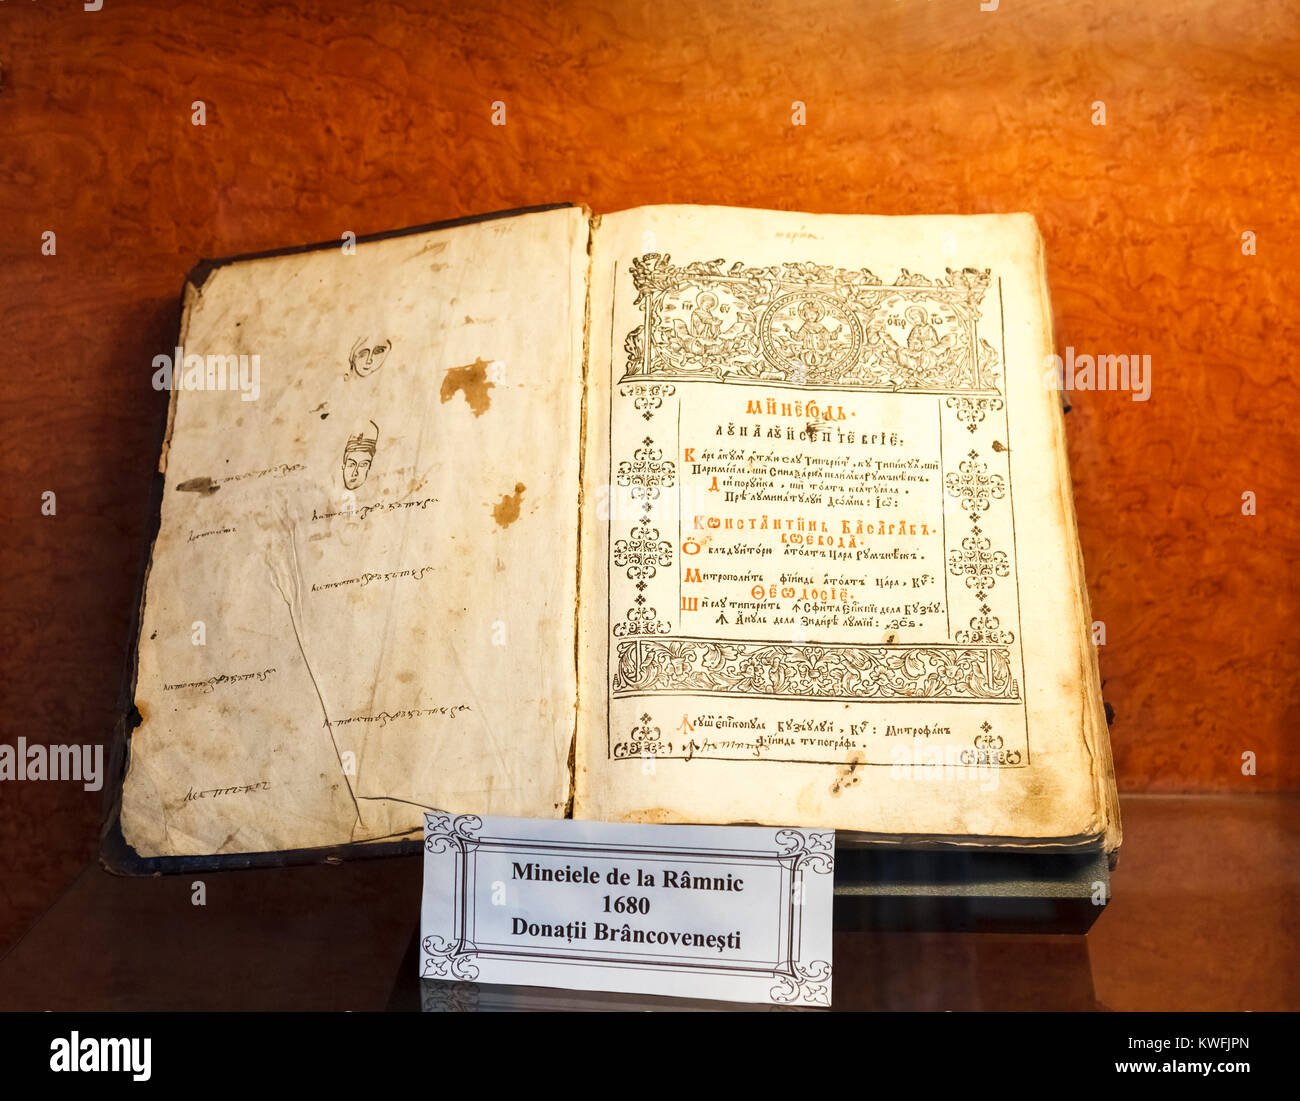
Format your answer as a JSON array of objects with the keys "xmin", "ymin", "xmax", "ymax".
[
  {"xmin": 962, "ymin": 730, "xmax": 1024, "ymax": 767},
  {"xmin": 615, "ymin": 436, "xmax": 676, "ymax": 515},
  {"xmin": 631, "ymin": 712, "xmax": 660, "ymax": 740},
  {"xmin": 612, "ymin": 437, "xmax": 678, "ymax": 638},
  {"xmin": 612, "ymin": 603, "xmax": 672, "ymax": 638},
  {"xmin": 944, "ymin": 452, "xmax": 1006, "ymax": 513},
  {"xmin": 774, "ymin": 828, "xmax": 835, "ymax": 874},
  {"xmin": 954, "ymin": 606, "xmax": 1016, "ymax": 645},
  {"xmin": 768, "ymin": 828, "xmax": 834, "ymax": 1006},
  {"xmin": 946, "ymin": 394, "xmax": 1005, "ymax": 433},
  {"xmin": 618, "ymin": 381, "xmax": 677, "ymax": 421},
  {"xmin": 612, "ymin": 712, "xmax": 669, "ymax": 760},
  {"xmin": 423, "ymin": 812, "xmax": 483, "ymax": 854},
  {"xmin": 947, "ymin": 532, "xmax": 1010, "ymax": 597},
  {"xmin": 622, "ymin": 254, "xmax": 1002, "ymax": 392},
  {"xmin": 770, "ymin": 959, "xmax": 832, "ymax": 1007},
  {"xmin": 613, "ymin": 523, "xmax": 673, "ymax": 592},
  {"xmin": 420, "ymin": 935, "xmax": 481, "ymax": 981},
  {"xmin": 613, "ymin": 639, "xmax": 1020, "ymax": 700},
  {"xmin": 945, "ymin": 448, "xmax": 1011, "ymax": 607},
  {"xmin": 420, "ymin": 813, "xmax": 485, "ymax": 981}
]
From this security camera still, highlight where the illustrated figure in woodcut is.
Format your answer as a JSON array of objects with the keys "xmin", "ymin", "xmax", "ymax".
[
  {"xmin": 897, "ymin": 305, "xmax": 955, "ymax": 374},
  {"xmin": 342, "ymin": 420, "xmax": 379, "ymax": 490},
  {"xmin": 349, "ymin": 336, "xmax": 392, "ymax": 378},
  {"xmin": 770, "ymin": 297, "xmax": 840, "ymax": 373},
  {"xmin": 666, "ymin": 290, "xmax": 726, "ymax": 357},
  {"xmin": 687, "ymin": 291, "xmax": 724, "ymax": 341}
]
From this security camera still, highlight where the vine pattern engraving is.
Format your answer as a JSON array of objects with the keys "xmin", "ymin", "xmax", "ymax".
[
  {"xmin": 622, "ymin": 254, "xmax": 1002, "ymax": 392},
  {"xmin": 613, "ymin": 639, "xmax": 1020, "ymax": 700}
]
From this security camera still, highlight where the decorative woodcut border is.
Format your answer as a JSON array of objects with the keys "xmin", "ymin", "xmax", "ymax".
[
  {"xmin": 612, "ymin": 638, "xmax": 1020, "ymax": 702},
  {"xmin": 621, "ymin": 254, "xmax": 1002, "ymax": 392}
]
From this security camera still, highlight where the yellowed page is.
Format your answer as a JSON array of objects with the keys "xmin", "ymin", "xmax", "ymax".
[
  {"xmin": 576, "ymin": 205, "xmax": 1118, "ymax": 850},
  {"xmin": 122, "ymin": 207, "xmax": 587, "ymax": 858}
]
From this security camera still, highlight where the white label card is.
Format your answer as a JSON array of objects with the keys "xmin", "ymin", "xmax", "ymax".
[{"xmin": 420, "ymin": 811, "xmax": 834, "ymax": 1007}]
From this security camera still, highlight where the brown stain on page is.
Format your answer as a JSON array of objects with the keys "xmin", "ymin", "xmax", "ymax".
[
  {"xmin": 492, "ymin": 483, "xmax": 526, "ymax": 528},
  {"xmin": 439, "ymin": 357, "xmax": 495, "ymax": 417},
  {"xmin": 620, "ymin": 808, "xmax": 680, "ymax": 825},
  {"xmin": 176, "ymin": 476, "xmax": 219, "ymax": 495},
  {"xmin": 830, "ymin": 752, "xmax": 864, "ymax": 796}
]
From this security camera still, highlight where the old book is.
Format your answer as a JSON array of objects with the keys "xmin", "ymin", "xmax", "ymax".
[{"xmin": 107, "ymin": 203, "xmax": 1120, "ymax": 872}]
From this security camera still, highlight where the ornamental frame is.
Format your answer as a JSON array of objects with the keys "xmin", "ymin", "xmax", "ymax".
[{"xmin": 621, "ymin": 253, "xmax": 1003, "ymax": 394}]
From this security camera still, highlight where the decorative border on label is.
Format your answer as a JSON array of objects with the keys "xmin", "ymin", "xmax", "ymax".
[{"xmin": 420, "ymin": 814, "xmax": 833, "ymax": 1007}]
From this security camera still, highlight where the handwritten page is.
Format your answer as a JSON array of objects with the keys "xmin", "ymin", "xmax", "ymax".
[{"xmin": 121, "ymin": 208, "xmax": 588, "ymax": 857}]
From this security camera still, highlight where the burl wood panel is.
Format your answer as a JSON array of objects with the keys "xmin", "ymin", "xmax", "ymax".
[{"xmin": 1, "ymin": 1, "xmax": 1296, "ymax": 955}]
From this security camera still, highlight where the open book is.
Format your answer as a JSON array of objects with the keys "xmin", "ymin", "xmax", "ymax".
[{"xmin": 110, "ymin": 203, "xmax": 1120, "ymax": 870}]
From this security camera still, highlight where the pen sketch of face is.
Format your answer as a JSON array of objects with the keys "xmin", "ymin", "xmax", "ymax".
[
  {"xmin": 349, "ymin": 335, "xmax": 391, "ymax": 377},
  {"xmin": 342, "ymin": 421, "xmax": 379, "ymax": 490}
]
